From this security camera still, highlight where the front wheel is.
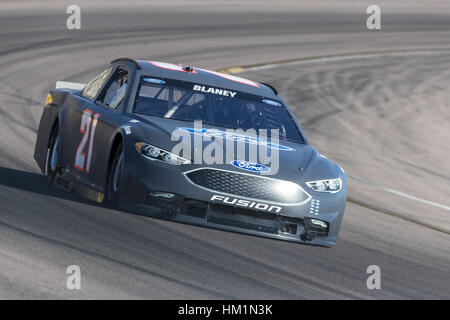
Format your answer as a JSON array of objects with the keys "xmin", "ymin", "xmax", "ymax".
[{"xmin": 106, "ymin": 143, "xmax": 123, "ymax": 208}]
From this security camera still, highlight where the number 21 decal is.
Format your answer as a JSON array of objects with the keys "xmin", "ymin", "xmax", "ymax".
[{"xmin": 75, "ymin": 109, "xmax": 100, "ymax": 173}]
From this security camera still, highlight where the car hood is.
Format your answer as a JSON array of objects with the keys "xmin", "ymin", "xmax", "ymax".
[{"xmin": 132, "ymin": 115, "xmax": 316, "ymax": 180}]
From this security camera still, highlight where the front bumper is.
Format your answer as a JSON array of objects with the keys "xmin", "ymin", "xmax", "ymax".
[{"xmin": 120, "ymin": 149, "xmax": 346, "ymax": 247}]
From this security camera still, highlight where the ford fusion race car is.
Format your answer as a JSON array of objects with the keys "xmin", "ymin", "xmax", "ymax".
[{"xmin": 34, "ymin": 58, "xmax": 346, "ymax": 247}]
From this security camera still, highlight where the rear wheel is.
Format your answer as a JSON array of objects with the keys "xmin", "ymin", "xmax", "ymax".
[
  {"xmin": 47, "ymin": 124, "xmax": 60, "ymax": 183},
  {"xmin": 107, "ymin": 143, "xmax": 123, "ymax": 208}
]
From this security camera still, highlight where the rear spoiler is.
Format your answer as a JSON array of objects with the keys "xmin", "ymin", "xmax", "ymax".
[{"xmin": 55, "ymin": 81, "xmax": 86, "ymax": 91}]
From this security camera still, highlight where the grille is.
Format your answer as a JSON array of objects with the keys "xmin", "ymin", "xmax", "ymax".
[
  {"xmin": 185, "ymin": 169, "xmax": 309, "ymax": 204},
  {"xmin": 207, "ymin": 204, "xmax": 279, "ymax": 234}
]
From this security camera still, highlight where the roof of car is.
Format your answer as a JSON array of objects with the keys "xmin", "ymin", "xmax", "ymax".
[{"xmin": 113, "ymin": 59, "xmax": 279, "ymax": 99}]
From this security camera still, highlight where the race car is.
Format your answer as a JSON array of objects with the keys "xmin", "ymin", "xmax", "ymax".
[{"xmin": 34, "ymin": 58, "xmax": 346, "ymax": 247}]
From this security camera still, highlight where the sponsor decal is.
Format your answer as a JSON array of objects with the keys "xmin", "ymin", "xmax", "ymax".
[
  {"xmin": 177, "ymin": 127, "xmax": 295, "ymax": 151},
  {"xmin": 96, "ymin": 192, "xmax": 104, "ymax": 203},
  {"xmin": 123, "ymin": 126, "xmax": 132, "ymax": 135},
  {"xmin": 262, "ymin": 99, "xmax": 282, "ymax": 107},
  {"xmin": 193, "ymin": 84, "xmax": 237, "ymax": 97},
  {"xmin": 231, "ymin": 160, "xmax": 271, "ymax": 173},
  {"xmin": 143, "ymin": 78, "xmax": 166, "ymax": 84},
  {"xmin": 210, "ymin": 195, "xmax": 282, "ymax": 213}
]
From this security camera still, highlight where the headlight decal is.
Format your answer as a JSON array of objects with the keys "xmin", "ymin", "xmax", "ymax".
[
  {"xmin": 306, "ymin": 178, "xmax": 342, "ymax": 193},
  {"xmin": 309, "ymin": 199, "xmax": 320, "ymax": 215},
  {"xmin": 135, "ymin": 142, "xmax": 190, "ymax": 165}
]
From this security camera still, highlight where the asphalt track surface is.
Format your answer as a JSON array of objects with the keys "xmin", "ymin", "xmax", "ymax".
[{"xmin": 0, "ymin": 1, "xmax": 449, "ymax": 299}]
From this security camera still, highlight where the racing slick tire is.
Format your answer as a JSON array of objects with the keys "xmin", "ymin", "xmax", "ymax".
[
  {"xmin": 106, "ymin": 142, "xmax": 123, "ymax": 208},
  {"xmin": 46, "ymin": 124, "xmax": 60, "ymax": 183}
]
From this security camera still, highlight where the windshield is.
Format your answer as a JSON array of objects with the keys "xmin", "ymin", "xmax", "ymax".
[{"xmin": 134, "ymin": 77, "xmax": 305, "ymax": 144}]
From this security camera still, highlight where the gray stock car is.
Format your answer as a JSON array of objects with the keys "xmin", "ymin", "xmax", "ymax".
[{"xmin": 34, "ymin": 58, "xmax": 346, "ymax": 247}]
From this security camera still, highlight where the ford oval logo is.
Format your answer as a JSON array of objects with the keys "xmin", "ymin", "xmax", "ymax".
[{"xmin": 231, "ymin": 160, "xmax": 271, "ymax": 173}]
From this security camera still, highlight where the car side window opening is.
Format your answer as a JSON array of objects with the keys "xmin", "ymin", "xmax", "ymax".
[
  {"xmin": 100, "ymin": 68, "xmax": 129, "ymax": 109},
  {"xmin": 82, "ymin": 66, "xmax": 114, "ymax": 100}
]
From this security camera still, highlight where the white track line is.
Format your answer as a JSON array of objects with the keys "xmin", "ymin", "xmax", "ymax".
[{"xmin": 350, "ymin": 175, "xmax": 450, "ymax": 212}]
